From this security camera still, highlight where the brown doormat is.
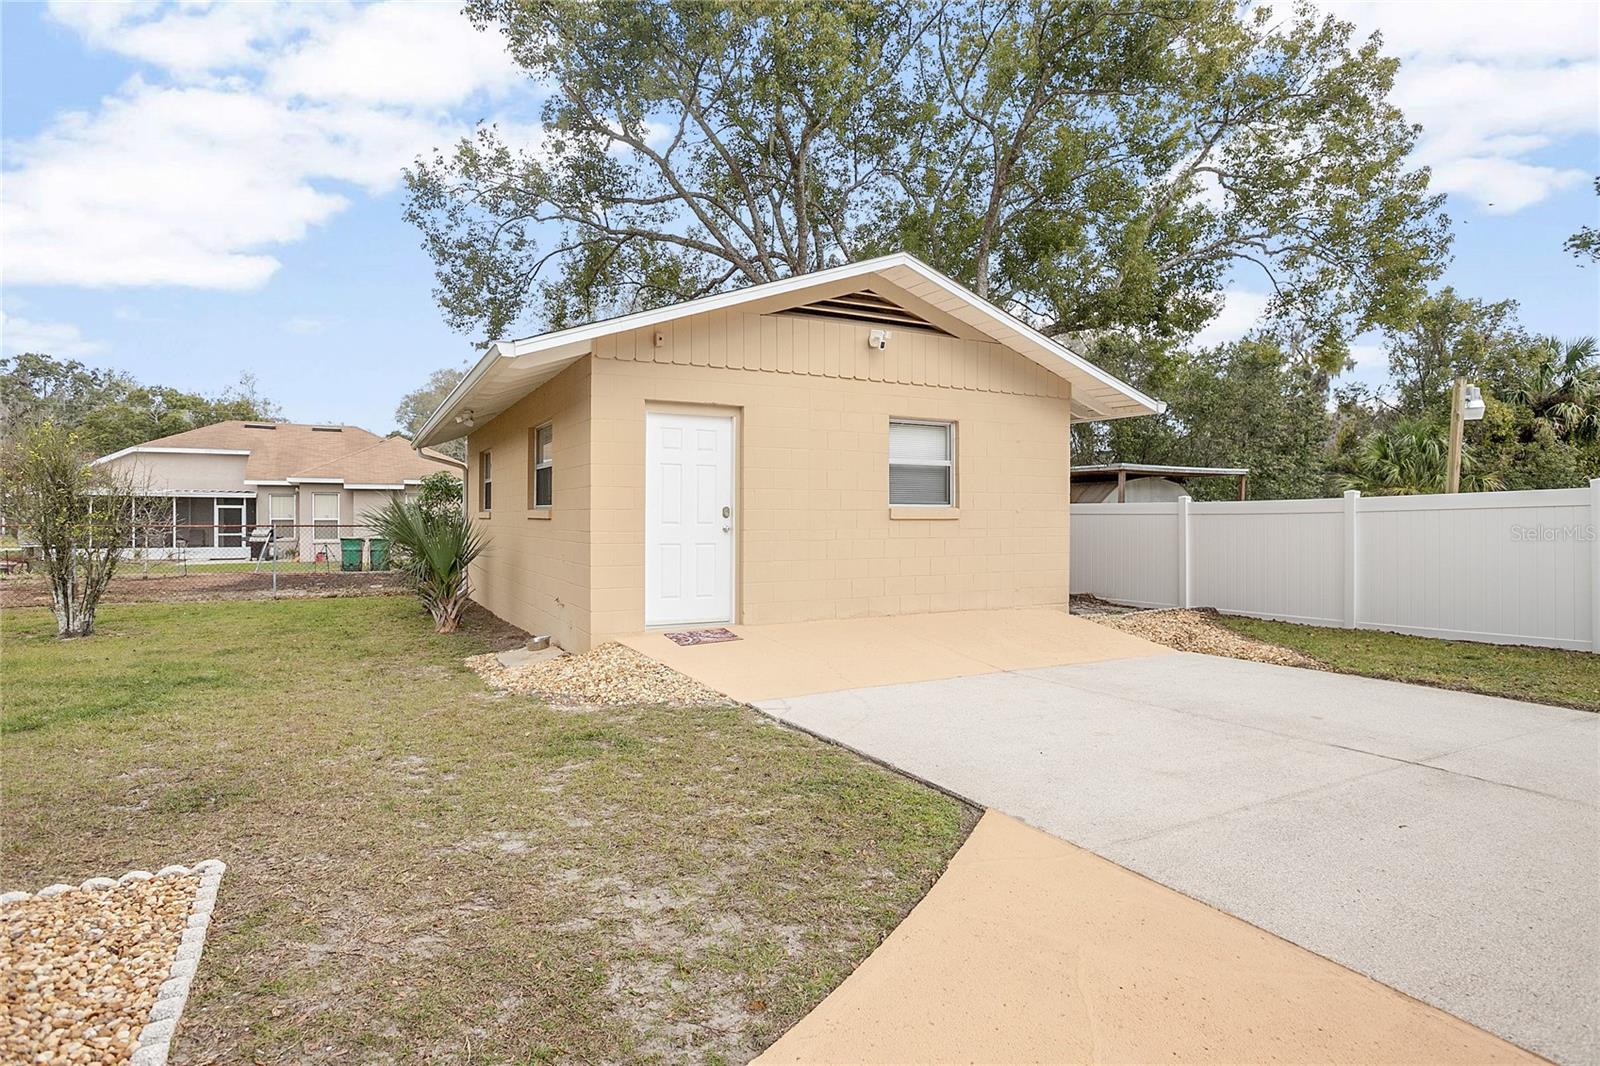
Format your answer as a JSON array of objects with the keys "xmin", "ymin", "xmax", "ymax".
[{"xmin": 663, "ymin": 627, "xmax": 740, "ymax": 646}]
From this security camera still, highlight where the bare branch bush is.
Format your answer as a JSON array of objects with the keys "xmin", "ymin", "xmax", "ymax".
[{"xmin": 0, "ymin": 421, "xmax": 151, "ymax": 637}]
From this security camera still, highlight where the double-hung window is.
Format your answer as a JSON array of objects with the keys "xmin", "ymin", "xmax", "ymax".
[
  {"xmin": 889, "ymin": 420, "xmax": 955, "ymax": 507},
  {"xmin": 269, "ymin": 494, "xmax": 295, "ymax": 542},
  {"xmin": 479, "ymin": 450, "xmax": 493, "ymax": 512},
  {"xmin": 312, "ymin": 493, "xmax": 340, "ymax": 541},
  {"xmin": 530, "ymin": 423, "xmax": 553, "ymax": 508}
]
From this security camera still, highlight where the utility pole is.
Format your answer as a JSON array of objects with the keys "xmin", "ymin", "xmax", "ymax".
[
  {"xmin": 1446, "ymin": 376, "xmax": 1466, "ymax": 494},
  {"xmin": 1446, "ymin": 376, "xmax": 1487, "ymax": 493}
]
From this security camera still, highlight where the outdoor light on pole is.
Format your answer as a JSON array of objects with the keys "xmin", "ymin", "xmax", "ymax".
[{"xmin": 1445, "ymin": 376, "xmax": 1487, "ymax": 494}]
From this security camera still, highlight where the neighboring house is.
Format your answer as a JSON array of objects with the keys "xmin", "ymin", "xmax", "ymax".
[
  {"xmin": 95, "ymin": 422, "xmax": 464, "ymax": 561},
  {"xmin": 1072, "ymin": 463, "xmax": 1250, "ymax": 503},
  {"xmin": 414, "ymin": 252, "xmax": 1162, "ymax": 651}
]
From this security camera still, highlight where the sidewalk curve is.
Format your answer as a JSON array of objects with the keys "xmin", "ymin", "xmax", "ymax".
[{"xmin": 757, "ymin": 811, "xmax": 1544, "ymax": 1065}]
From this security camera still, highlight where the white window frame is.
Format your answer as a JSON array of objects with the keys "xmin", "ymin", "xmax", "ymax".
[
  {"xmin": 479, "ymin": 450, "xmax": 493, "ymax": 512},
  {"xmin": 530, "ymin": 422, "xmax": 553, "ymax": 509},
  {"xmin": 888, "ymin": 419, "xmax": 956, "ymax": 507},
  {"xmin": 312, "ymin": 492, "xmax": 341, "ymax": 542},
  {"xmin": 269, "ymin": 494, "xmax": 295, "ymax": 542}
]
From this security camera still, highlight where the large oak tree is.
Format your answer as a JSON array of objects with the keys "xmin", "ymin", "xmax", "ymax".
[{"xmin": 407, "ymin": 0, "xmax": 1448, "ymax": 361}]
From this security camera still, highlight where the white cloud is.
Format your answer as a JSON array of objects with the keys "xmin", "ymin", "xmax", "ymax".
[
  {"xmin": 1426, "ymin": 156, "xmax": 1587, "ymax": 215},
  {"xmin": 1321, "ymin": 1, "xmax": 1597, "ymax": 64},
  {"xmin": 267, "ymin": 2, "xmax": 523, "ymax": 107},
  {"xmin": 1, "ymin": 312, "xmax": 107, "ymax": 357},
  {"xmin": 2, "ymin": 2, "xmax": 531, "ymax": 290},
  {"xmin": 1321, "ymin": 1, "xmax": 1599, "ymax": 213},
  {"xmin": 47, "ymin": 1, "xmax": 343, "ymax": 78},
  {"xmin": 1193, "ymin": 290, "xmax": 1271, "ymax": 348},
  {"xmin": 1347, "ymin": 342, "xmax": 1386, "ymax": 371}
]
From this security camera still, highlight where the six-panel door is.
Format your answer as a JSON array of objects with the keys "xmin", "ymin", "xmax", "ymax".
[{"xmin": 644, "ymin": 412, "xmax": 734, "ymax": 626}]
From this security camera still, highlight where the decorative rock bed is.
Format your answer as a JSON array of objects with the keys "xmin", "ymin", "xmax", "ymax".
[
  {"xmin": 1088, "ymin": 606, "xmax": 1323, "ymax": 669},
  {"xmin": 1, "ymin": 860, "xmax": 226, "ymax": 1066},
  {"xmin": 467, "ymin": 641, "xmax": 734, "ymax": 706}
]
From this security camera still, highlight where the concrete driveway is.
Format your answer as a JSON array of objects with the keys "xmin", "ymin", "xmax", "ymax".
[{"xmin": 759, "ymin": 652, "xmax": 1600, "ymax": 1065}]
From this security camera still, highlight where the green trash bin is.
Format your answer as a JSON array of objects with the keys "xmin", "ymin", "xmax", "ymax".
[
  {"xmin": 340, "ymin": 537, "xmax": 364, "ymax": 572},
  {"xmin": 369, "ymin": 537, "xmax": 390, "ymax": 572}
]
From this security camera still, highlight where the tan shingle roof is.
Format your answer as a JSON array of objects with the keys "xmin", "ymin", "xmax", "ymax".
[
  {"xmin": 288, "ymin": 436, "xmax": 464, "ymax": 486},
  {"xmin": 110, "ymin": 421, "xmax": 463, "ymax": 484}
]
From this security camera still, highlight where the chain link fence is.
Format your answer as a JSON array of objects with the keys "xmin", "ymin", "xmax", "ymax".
[{"xmin": 0, "ymin": 523, "xmax": 410, "ymax": 608}]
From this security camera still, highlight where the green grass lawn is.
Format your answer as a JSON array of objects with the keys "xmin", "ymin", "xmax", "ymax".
[
  {"xmin": 1213, "ymin": 615, "xmax": 1600, "ymax": 711},
  {"xmin": 1, "ymin": 598, "xmax": 974, "ymax": 1064}
]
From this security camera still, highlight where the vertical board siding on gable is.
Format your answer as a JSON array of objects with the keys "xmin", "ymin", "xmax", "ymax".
[{"xmin": 593, "ymin": 308, "xmax": 1069, "ymax": 400}]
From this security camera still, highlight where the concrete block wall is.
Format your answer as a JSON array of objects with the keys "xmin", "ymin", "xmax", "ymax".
[
  {"xmin": 465, "ymin": 358, "xmax": 594, "ymax": 651},
  {"xmin": 466, "ymin": 306, "xmax": 1075, "ymax": 649}
]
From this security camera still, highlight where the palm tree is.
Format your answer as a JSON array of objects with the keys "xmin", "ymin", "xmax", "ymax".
[
  {"xmin": 1334, "ymin": 418, "xmax": 1502, "ymax": 496},
  {"xmin": 1509, "ymin": 336, "xmax": 1599, "ymax": 443},
  {"xmin": 365, "ymin": 497, "xmax": 487, "ymax": 633}
]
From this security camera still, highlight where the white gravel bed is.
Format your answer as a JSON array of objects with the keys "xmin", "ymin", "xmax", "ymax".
[
  {"xmin": 1, "ymin": 860, "xmax": 225, "ymax": 1066},
  {"xmin": 468, "ymin": 641, "xmax": 734, "ymax": 706}
]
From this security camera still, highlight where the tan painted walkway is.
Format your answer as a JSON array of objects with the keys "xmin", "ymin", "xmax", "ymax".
[
  {"xmin": 757, "ymin": 812, "xmax": 1544, "ymax": 1065},
  {"xmin": 617, "ymin": 607, "xmax": 1167, "ymax": 702}
]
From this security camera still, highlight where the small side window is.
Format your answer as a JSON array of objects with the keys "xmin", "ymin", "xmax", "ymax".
[
  {"xmin": 889, "ymin": 420, "xmax": 955, "ymax": 506},
  {"xmin": 312, "ymin": 493, "xmax": 341, "ymax": 541},
  {"xmin": 479, "ymin": 450, "xmax": 493, "ymax": 512},
  {"xmin": 531, "ymin": 423, "xmax": 553, "ymax": 508},
  {"xmin": 269, "ymin": 494, "xmax": 295, "ymax": 542}
]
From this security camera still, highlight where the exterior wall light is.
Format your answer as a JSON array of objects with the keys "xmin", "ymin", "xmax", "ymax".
[{"xmin": 1447, "ymin": 379, "xmax": 1487, "ymax": 493}]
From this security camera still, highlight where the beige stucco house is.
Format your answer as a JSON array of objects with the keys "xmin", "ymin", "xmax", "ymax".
[
  {"xmin": 95, "ymin": 422, "xmax": 464, "ymax": 561},
  {"xmin": 414, "ymin": 253, "xmax": 1162, "ymax": 651}
]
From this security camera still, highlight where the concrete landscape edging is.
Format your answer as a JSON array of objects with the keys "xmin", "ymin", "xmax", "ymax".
[{"xmin": 0, "ymin": 859, "xmax": 227, "ymax": 1066}]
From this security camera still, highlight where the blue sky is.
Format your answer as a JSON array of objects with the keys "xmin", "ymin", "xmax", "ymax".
[{"xmin": 2, "ymin": 1, "xmax": 1597, "ymax": 434}]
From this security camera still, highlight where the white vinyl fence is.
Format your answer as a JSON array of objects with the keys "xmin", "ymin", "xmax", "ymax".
[{"xmin": 1070, "ymin": 481, "xmax": 1600, "ymax": 651}]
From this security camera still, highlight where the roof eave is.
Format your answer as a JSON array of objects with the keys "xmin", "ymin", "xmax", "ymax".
[
  {"xmin": 413, "ymin": 252, "xmax": 1166, "ymax": 441},
  {"xmin": 413, "ymin": 341, "xmax": 512, "ymax": 450}
]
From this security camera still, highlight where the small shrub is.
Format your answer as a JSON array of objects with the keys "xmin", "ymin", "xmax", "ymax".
[{"xmin": 365, "ymin": 497, "xmax": 486, "ymax": 633}]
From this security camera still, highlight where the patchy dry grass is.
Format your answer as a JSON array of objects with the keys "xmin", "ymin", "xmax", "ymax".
[{"xmin": 1, "ymin": 598, "xmax": 974, "ymax": 1064}]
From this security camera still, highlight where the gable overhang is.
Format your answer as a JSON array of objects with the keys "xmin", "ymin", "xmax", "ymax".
[{"xmin": 413, "ymin": 253, "xmax": 1164, "ymax": 449}]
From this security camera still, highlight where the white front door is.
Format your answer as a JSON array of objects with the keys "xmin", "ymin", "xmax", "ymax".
[{"xmin": 645, "ymin": 412, "xmax": 734, "ymax": 626}]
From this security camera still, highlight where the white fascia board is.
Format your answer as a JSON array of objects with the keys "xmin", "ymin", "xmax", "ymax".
[
  {"xmin": 413, "ymin": 340, "xmax": 513, "ymax": 450},
  {"xmin": 413, "ymin": 252, "xmax": 1163, "ymax": 440},
  {"xmin": 287, "ymin": 477, "xmax": 345, "ymax": 484},
  {"xmin": 243, "ymin": 479, "xmax": 294, "ymax": 487},
  {"xmin": 345, "ymin": 483, "xmax": 405, "ymax": 490},
  {"xmin": 94, "ymin": 446, "xmax": 252, "ymax": 465},
  {"xmin": 885, "ymin": 257, "xmax": 1165, "ymax": 418}
]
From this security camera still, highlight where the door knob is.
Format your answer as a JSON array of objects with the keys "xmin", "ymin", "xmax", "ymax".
[{"xmin": 721, "ymin": 524, "xmax": 731, "ymax": 533}]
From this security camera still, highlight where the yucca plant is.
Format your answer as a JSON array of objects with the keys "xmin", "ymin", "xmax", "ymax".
[{"xmin": 365, "ymin": 497, "xmax": 487, "ymax": 633}]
